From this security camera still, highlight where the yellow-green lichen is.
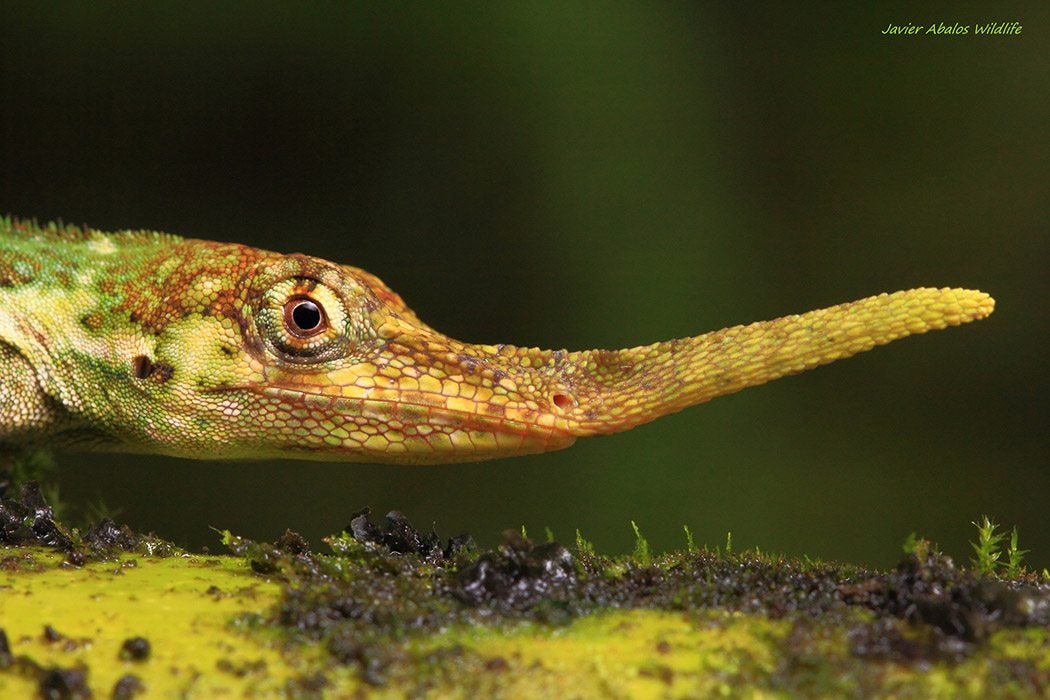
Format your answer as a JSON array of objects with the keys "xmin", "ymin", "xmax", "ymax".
[
  {"xmin": 3, "ymin": 544, "xmax": 1050, "ymax": 697},
  {"xmin": 3, "ymin": 489, "xmax": 1050, "ymax": 698},
  {"xmin": 0, "ymin": 548, "xmax": 289, "ymax": 697}
]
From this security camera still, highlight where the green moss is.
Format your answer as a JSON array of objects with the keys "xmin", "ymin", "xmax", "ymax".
[
  {"xmin": 630, "ymin": 520, "xmax": 651, "ymax": 566},
  {"xmin": 3, "ymin": 489, "xmax": 1050, "ymax": 696}
]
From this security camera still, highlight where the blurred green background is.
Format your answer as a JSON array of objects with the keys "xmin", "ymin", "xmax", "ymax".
[{"xmin": 2, "ymin": 3, "xmax": 1046, "ymax": 568}]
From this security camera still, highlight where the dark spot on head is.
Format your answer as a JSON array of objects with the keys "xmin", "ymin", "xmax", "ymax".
[
  {"xmin": 80, "ymin": 312, "xmax": 104, "ymax": 332},
  {"xmin": 295, "ymin": 278, "xmax": 319, "ymax": 293},
  {"xmin": 132, "ymin": 356, "xmax": 152, "ymax": 380},
  {"xmin": 131, "ymin": 356, "xmax": 173, "ymax": 382},
  {"xmin": 361, "ymin": 295, "xmax": 380, "ymax": 313},
  {"xmin": 0, "ymin": 252, "xmax": 38, "ymax": 287},
  {"xmin": 220, "ymin": 345, "xmax": 234, "ymax": 356}
]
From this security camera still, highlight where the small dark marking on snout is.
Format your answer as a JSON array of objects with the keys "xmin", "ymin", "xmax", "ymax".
[
  {"xmin": 80, "ymin": 312, "xmax": 104, "ymax": 332},
  {"xmin": 552, "ymin": 393, "xmax": 574, "ymax": 410}
]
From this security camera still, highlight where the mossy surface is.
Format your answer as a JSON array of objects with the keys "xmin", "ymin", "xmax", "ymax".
[
  {"xmin": 2, "ymin": 485, "xmax": 1050, "ymax": 697},
  {"xmin": 0, "ymin": 548, "xmax": 288, "ymax": 697}
]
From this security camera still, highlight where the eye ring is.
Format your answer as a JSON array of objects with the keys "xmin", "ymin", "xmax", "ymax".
[
  {"xmin": 283, "ymin": 296, "xmax": 328, "ymax": 338},
  {"xmin": 255, "ymin": 275, "xmax": 356, "ymax": 364}
]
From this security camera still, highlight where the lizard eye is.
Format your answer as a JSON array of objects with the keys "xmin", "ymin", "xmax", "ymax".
[
  {"xmin": 256, "ymin": 278, "xmax": 350, "ymax": 363},
  {"xmin": 283, "ymin": 296, "xmax": 327, "ymax": 337}
]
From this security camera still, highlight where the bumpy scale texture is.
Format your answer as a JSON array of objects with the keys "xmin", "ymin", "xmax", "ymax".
[{"xmin": 0, "ymin": 217, "xmax": 994, "ymax": 464}]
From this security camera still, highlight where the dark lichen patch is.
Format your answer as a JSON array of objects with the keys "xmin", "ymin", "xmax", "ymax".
[
  {"xmin": 111, "ymin": 674, "xmax": 146, "ymax": 699},
  {"xmin": 42, "ymin": 625, "xmax": 81, "ymax": 651},
  {"xmin": 5, "ymin": 483, "xmax": 1050, "ymax": 694},
  {"xmin": 222, "ymin": 528, "xmax": 316, "ymax": 577},
  {"xmin": 118, "ymin": 637, "xmax": 150, "ymax": 662},
  {"xmin": 215, "ymin": 657, "xmax": 267, "ymax": 678},
  {"xmin": 454, "ymin": 530, "xmax": 576, "ymax": 613},
  {"xmin": 220, "ymin": 509, "xmax": 1050, "ymax": 688},
  {"xmin": 0, "ymin": 482, "xmax": 72, "ymax": 550},
  {"xmin": 39, "ymin": 665, "xmax": 92, "ymax": 700},
  {"xmin": 0, "ymin": 482, "xmax": 180, "ymax": 565},
  {"xmin": 0, "ymin": 633, "xmax": 93, "ymax": 700},
  {"xmin": 843, "ymin": 548, "xmax": 1050, "ymax": 663},
  {"xmin": 638, "ymin": 661, "xmax": 674, "ymax": 686},
  {"xmin": 848, "ymin": 617, "xmax": 967, "ymax": 664},
  {"xmin": 326, "ymin": 635, "xmax": 401, "ymax": 687},
  {"xmin": 283, "ymin": 672, "xmax": 328, "ymax": 697},
  {"xmin": 346, "ymin": 508, "xmax": 474, "ymax": 562},
  {"xmin": 0, "ymin": 629, "xmax": 11, "ymax": 666}
]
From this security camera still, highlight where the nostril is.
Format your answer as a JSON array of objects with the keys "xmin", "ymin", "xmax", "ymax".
[{"xmin": 552, "ymin": 393, "xmax": 573, "ymax": 410}]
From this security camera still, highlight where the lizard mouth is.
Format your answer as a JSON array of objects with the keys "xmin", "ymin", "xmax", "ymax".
[{"xmin": 222, "ymin": 383, "xmax": 575, "ymax": 462}]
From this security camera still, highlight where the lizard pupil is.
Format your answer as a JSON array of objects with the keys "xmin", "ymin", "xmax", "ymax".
[{"xmin": 284, "ymin": 297, "xmax": 326, "ymax": 337}]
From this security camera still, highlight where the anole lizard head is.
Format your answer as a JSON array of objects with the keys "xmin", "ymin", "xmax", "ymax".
[
  {"xmin": 146, "ymin": 245, "xmax": 993, "ymax": 463},
  {"xmin": 0, "ymin": 219, "xmax": 994, "ymax": 463}
]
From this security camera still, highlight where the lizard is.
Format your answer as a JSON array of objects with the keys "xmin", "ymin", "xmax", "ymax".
[{"xmin": 0, "ymin": 216, "xmax": 994, "ymax": 465}]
